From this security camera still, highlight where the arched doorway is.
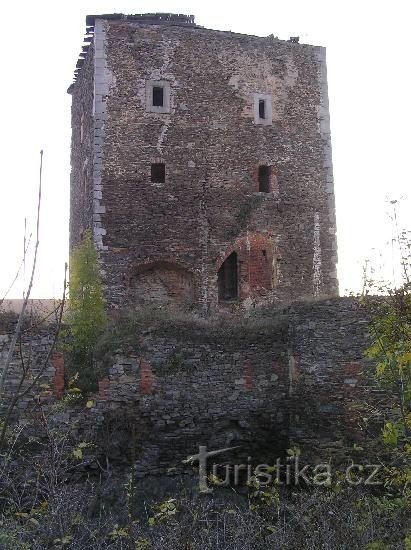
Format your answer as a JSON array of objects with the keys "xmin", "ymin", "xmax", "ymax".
[{"xmin": 218, "ymin": 252, "xmax": 238, "ymax": 301}]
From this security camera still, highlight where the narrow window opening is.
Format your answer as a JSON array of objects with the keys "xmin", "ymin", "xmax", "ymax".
[
  {"xmin": 218, "ymin": 252, "xmax": 238, "ymax": 301},
  {"xmin": 151, "ymin": 163, "xmax": 165, "ymax": 183},
  {"xmin": 259, "ymin": 99, "xmax": 266, "ymax": 119},
  {"xmin": 258, "ymin": 165, "xmax": 270, "ymax": 193},
  {"xmin": 152, "ymin": 86, "xmax": 164, "ymax": 107},
  {"xmin": 262, "ymin": 249, "xmax": 267, "ymax": 257}
]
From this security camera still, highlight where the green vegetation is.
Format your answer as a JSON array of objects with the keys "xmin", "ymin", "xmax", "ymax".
[
  {"xmin": 366, "ymin": 285, "xmax": 411, "ymax": 447},
  {"xmin": 65, "ymin": 230, "xmax": 107, "ymax": 393},
  {"xmin": 362, "ymin": 220, "xmax": 410, "ymax": 497}
]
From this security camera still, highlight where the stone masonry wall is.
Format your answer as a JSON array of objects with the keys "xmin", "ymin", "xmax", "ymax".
[
  {"xmin": 0, "ymin": 315, "xmax": 63, "ymax": 418},
  {"xmin": 98, "ymin": 298, "xmax": 378, "ymax": 473},
  {"xmin": 69, "ymin": 42, "xmax": 95, "ymax": 249},
  {"xmin": 69, "ymin": 17, "xmax": 338, "ymax": 312},
  {"xmin": 94, "ymin": 330, "xmax": 289, "ymax": 475},
  {"xmin": 1, "ymin": 298, "xmax": 384, "ymax": 475},
  {"xmin": 286, "ymin": 299, "xmax": 384, "ymax": 462}
]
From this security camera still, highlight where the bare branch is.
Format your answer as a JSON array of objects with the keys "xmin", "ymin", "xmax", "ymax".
[
  {"xmin": 0, "ymin": 263, "xmax": 67, "ymax": 447},
  {"xmin": 0, "ymin": 232, "xmax": 32, "ymax": 308},
  {"xmin": 0, "ymin": 150, "xmax": 43, "ymax": 399}
]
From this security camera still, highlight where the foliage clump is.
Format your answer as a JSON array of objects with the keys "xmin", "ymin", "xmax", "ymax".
[
  {"xmin": 366, "ymin": 285, "xmax": 411, "ymax": 444},
  {"xmin": 363, "ymin": 220, "xmax": 411, "ymax": 496},
  {"xmin": 65, "ymin": 230, "xmax": 106, "ymax": 393}
]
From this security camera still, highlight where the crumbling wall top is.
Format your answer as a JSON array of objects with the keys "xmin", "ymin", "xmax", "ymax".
[{"xmin": 85, "ymin": 13, "xmax": 196, "ymax": 27}]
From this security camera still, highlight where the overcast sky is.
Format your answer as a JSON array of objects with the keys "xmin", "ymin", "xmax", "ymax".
[{"xmin": 0, "ymin": 0, "xmax": 409, "ymax": 299}]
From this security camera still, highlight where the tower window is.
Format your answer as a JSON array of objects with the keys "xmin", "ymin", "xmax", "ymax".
[
  {"xmin": 259, "ymin": 99, "xmax": 266, "ymax": 119},
  {"xmin": 218, "ymin": 252, "xmax": 238, "ymax": 301},
  {"xmin": 146, "ymin": 80, "xmax": 171, "ymax": 113},
  {"xmin": 152, "ymin": 86, "xmax": 164, "ymax": 107},
  {"xmin": 253, "ymin": 93, "xmax": 273, "ymax": 125},
  {"xmin": 258, "ymin": 165, "xmax": 270, "ymax": 193},
  {"xmin": 151, "ymin": 163, "xmax": 165, "ymax": 183}
]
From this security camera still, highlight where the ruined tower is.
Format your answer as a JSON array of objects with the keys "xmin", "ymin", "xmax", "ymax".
[{"xmin": 68, "ymin": 13, "xmax": 338, "ymax": 312}]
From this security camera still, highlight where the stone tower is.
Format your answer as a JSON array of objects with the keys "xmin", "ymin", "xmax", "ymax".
[{"xmin": 68, "ymin": 13, "xmax": 338, "ymax": 312}]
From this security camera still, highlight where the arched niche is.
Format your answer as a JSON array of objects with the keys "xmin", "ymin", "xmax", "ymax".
[
  {"xmin": 127, "ymin": 261, "xmax": 195, "ymax": 306},
  {"xmin": 218, "ymin": 252, "xmax": 239, "ymax": 301}
]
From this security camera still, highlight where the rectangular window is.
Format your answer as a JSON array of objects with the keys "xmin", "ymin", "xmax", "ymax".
[
  {"xmin": 258, "ymin": 165, "xmax": 270, "ymax": 193},
  {"xmin": 253, "ymin": 93, "xmax": 273, "ymax": 125},
  {"xmin": 151, "ymin": 163, "xmax": 165, "ymax": 183},
  {"xmin": 259, "ymin": 99, "xmax": 266, "ymax": 119},
  {"xmin": 152, "ymin": 86, "xmax": 164, "ymax": 107},
  {"xmin": 146, "ymin": 80, "xmax": 171, "ymax": 113}
]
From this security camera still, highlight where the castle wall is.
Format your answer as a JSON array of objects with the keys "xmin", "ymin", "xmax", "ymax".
[
  {"xmin": 98, "ymin": 328, "xmax": 289, "ymax": 475},
  {"xmin": 69, "ymin": 19, "xmax": 338, "ymax": 311},
  {"xmin": 286, "ymin": 299, "xmax": 384, "ymax": 461},
  {"xmin": 69, "ymin": 43, "xmax": 95, "ymax": 249},
  {"xmin": 0, "ymin": 299, "xmax": 385, "ymax": 474},
  {"xmin": 0, "ymin": 316, "xmax": 63, "ymax": 418},
  {"xmin": 90, "ymin": 298, "xmax": 380, "ymax": 472}
]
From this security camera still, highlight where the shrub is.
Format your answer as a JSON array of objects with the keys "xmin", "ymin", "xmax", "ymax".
[{"xmin": 65, "ymin": 230, "xmax": 106, "ymax": 393}]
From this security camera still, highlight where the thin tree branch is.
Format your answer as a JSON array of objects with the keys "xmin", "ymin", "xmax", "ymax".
[
  {"xmin": 0, "ymin": 264, "xmax": 67, "ymax": 447},
  {"xmin": 0, "ymin": 150, "xmax": 43, "ymax": 398},
  {"xmin": 0, "ymin": 232, "xmax": 32, "ymax": 308}
]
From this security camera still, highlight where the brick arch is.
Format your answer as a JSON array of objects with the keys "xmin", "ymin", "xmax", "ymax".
[
  {"xmin": 125, "ymin": 260, "xmax": 195, "ymax": 306},
  {"xmin": 216, "ymin": 232, "xmax": 276, "ymax": 300}
]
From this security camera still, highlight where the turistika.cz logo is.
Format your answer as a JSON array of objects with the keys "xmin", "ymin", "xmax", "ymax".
[{"xmin": 183, "ymin": 445, "xmax": 382, "ymax": 493}]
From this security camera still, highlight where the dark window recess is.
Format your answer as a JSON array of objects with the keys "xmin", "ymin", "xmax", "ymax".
[
  {"xmin": 259, "ymin": 99, "xmax": 266, "ymax": 119},
  {"xmin": 151, "ymin": 163, "xmax": 165, "ymax": 183},
  {"xmin": 218, "ymin": 252, "xmax": 238, "ymax": 301},
  {"xmin": 152, "ymin": 86, "xmax": 164, "ymax": 107},
  {"xmin": 258, "ymin": 165, "xmax": 270, "ymax": 193}
]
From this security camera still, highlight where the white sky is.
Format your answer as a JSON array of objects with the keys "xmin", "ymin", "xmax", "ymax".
[{"xmin": 0, "ymin": 0, "xmax": 409, "ymax": 299}]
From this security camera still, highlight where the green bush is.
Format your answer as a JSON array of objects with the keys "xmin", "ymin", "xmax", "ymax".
[{"xmin": 65, "ymin": 230, "xmax": 106, "ymax": 393}]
